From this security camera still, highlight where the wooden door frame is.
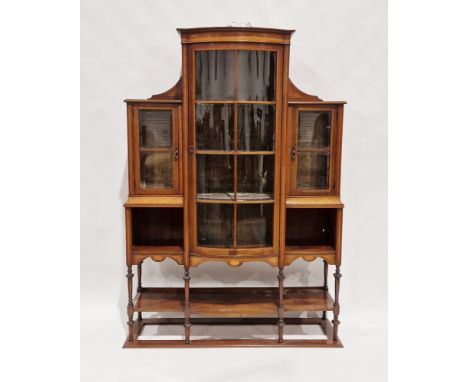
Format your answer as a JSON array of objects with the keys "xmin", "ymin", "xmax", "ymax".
[
  {"xmin": 131, "ymin": 104, "xmax": 182, "ymax": 195},
  {"xmin": 287, "ymin": 104, "xmax": 340, "ymax": 196},
  {"xmin": 187, "ymin": 42, "xmax": 285, "ymax": 258}
]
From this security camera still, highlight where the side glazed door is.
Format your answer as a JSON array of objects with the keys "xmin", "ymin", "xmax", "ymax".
[
  {"xmin": 133, "ymin": 105, "xmax": 181, "ymax": 195},
  {"xmin": 288, "ymin": 105, "xmax": 338, "ymax": 195}
]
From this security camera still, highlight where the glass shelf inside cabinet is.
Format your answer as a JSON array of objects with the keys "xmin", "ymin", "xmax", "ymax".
[{"xmin": 197, "ymin": 193, "xmax": 273, "ymax": 201}]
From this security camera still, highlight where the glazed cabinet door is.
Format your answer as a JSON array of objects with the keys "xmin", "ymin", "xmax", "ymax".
[
  {"xmin": 189, "ymin": 46, "xmax": 283, "ymax": 256},
  {"xmin": 288, "ymin": 106, "xmax": 340, "ymax": 195},
  {"xmin": 132, "ymin": 105, "xmax": 181, "ymax": 194}
]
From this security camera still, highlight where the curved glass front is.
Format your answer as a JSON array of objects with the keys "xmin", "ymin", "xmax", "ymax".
[{"xmin": 194, "ymin": 49, "xmax": 277, "ymax": 248}]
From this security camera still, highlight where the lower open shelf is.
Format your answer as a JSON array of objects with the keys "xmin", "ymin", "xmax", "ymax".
[
  {"xmin": 123, "ymin": 316, "xmax": 342, "ymax": 348},
  {"xmin": 134, "ymin": 287, "xmax": 334, "ymax": 317}
]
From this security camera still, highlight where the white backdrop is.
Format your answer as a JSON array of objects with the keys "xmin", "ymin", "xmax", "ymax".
[{"xmin": 81, "ymin": 0, "xmax": 387, "ymax": 380}]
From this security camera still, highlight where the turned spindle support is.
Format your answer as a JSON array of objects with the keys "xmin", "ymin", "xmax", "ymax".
[
  {"xmin": 126, "ymin": 265, "xmax": 135, "ymax": 341},
  {"xmin": 183, "ymin": 268, "xmax": 191, "ymax": 344},
  {"xmin": 332, "ymin": 266, "xmax": 342, "ymax": 341},
  {"xmin": 137, "ymin": 264, "xmax": 142, "ymax": 321},
  {"xmin": 322, "ymin": 260, "xmax": 328, "ymax": 320},
  {"xmin": 277, "ymin": 267, "xmax": 285, "ymax": 343}
]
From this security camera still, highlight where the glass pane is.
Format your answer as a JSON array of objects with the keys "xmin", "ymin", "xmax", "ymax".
[
  {"xmin": 237, "ymin": 51, "xmax": 276, "ymax": 101},
  {"xmin": 296, "ymin": 153, "xmax": 329, "ymax": 189},
  {"xmin": 237, "ymin": 104, "xmax": 275, "ymax": 151},
  {"xmin": 237, "ymin": 204, "xmax": 273, "ymax": 247},
  {"xmin": 197, "ymin": 203, "xmax": 233, "ymax": 247},
  {"xmin": 139, "ymin": 110, "xmax": 172, "ymax": 148},
  {"xmin": 140, "ymin": 151, "xmax": 172, "ymax": 189},
  {"xmin": 237, "ymin": 155, "xmax": 274, "ymax": 200},
  {"xmin": 197, "ymin": 154, "xmax": 234, "ymax": 199},
  {"xmin": 298, "ymin": 112, "xmax": 331, "ymax": 149},
  {"xmin": 196, "ymin": 104, "xmax": 234, "ymax": 151},
  {"xmin": 196, "ymin": 51, "xmax": 235, "ymax": 101}
]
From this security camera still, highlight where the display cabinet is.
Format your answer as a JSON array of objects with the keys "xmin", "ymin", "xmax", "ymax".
[{"xmin": 123, "ymin": 27, "xmax": 346, "ymax": 348}]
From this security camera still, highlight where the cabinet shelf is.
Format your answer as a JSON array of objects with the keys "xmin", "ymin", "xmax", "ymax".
[
  {"xmin": 134, "ymin": 287, "xmax": 334, "ymax": 317},
  {"xmin": 285, "ymin": 245, "xmax": 335, "ymax": 256},
  {"xmin": 125, "ymin": 196, "xmax": 183, "ymax": 208},
  {"xmin": 286, "ymin": 196, "xmax": 343, "ymax": 209},
  {"xmin": 197, "ymin": 193, "xmax": 274, "ymax": 203},
  {"xmin": 132, "ymin": 246, "xmax": 183, "ymax": 256},
  {"xmin": 285, "ymin": 246, "xmax": 336, "ymax": 265}
]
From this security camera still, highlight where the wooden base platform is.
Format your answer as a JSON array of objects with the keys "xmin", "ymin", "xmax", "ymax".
[{"xmin": 123, "ymin": 317, "xmax": 343, "ymax": 348}]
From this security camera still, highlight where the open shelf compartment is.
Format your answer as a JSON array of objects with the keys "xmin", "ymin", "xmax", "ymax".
[
  {"xmin": 131, "ymin": 207, "xmax": 183, "ymax": 247},
  {"xmin": 134, "ymin": 287, "xmax": 334, "ymax": 317},
  {"xmin": 285, "ymin": 207, "xmax": 341, "ymax": 264}
]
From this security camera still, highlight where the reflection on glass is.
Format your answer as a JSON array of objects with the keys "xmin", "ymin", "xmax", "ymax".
[
  {"xmin": 196, "ymin": 51, "xmax": 235, "ymax": 100},
  {"xmin": 195, "ymin": 50, "xmax": 278, "ymax": 249},
  {"xmin": 139, "ymin": 110, "xmax": 172, "ymax": 148},
  {"xmin": 237, "ymin": 155, "xmax": 274, "ymax": 199},
  {"xmin": 196, "ymin": 104, "xmax": 234, "ymax": 151},
  {"xmin": 296, "ymin": 153, "xmax": 329, "ymax": 189},
  {"xmin": 140, "ymin": 151, "xmax": 172, "ymax": 189},
  {"xmin": 237, "ymin": 51, "xmax": 276, "ymax": 101},
  {"xmin": 237, "ymin": 104, "xmax": 275, "ymax": 151},
  {"xmin": 298, "ymin": 112, "xmax": 331, "ymax": 149},
  {"xmin": 197, "ymin": 203, "xmax": 233, "ymax": 247},
  {"xmin": 237, "ymin": 204, "xmax": 273, "ymax": 247},
  {"xmin": 197, "ymin": 154, "xmax": 234, "ymax": 198}
]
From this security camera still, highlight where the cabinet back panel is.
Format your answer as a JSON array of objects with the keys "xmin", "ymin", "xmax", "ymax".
[
  {"xmin": 132, "ymin": 208, "xmax": 183, "ymax": 246},
  {"xmin": 285, "ymin": 209, "xmax": 336, "ymax": 247}
]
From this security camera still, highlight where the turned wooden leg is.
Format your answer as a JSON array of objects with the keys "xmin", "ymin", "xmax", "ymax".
[
  {"xmin": 126, "ymin": 265, "xmax": 135, "ymax": 341},
  {"xmin": 277, "ymin": 267, "xmax": 285, "ymax": 343},
  {"xmin": 137, "ymin": 264, "xmax": 142, "ymax": 321},
  {"xmin": 322, "ymin": 260, "xmax": 328, "ymax": 320},
  {"xmin": 332, "ymin": 266, "xmax": 342, "ymax": 341},
  {"xmin": 183, "ymin": 268, "xmax": 191, "ymax": 344}
]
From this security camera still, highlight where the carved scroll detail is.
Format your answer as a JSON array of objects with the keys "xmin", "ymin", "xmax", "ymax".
[
  {"xmin": 134, "ymin": 255, "xmax": 184, "ymax": 266},
  {"xmin": 284, "ymin": 254, "xmax": 336, "ymax": 266},
  {"xmin": 190, "ymin": 256, "xmax": 278, "ymax": 267}
]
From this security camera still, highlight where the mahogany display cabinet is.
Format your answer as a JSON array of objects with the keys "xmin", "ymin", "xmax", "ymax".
[{"xmin": 123, "ymin": 27, "xmax": 346, "ymax": 348}]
